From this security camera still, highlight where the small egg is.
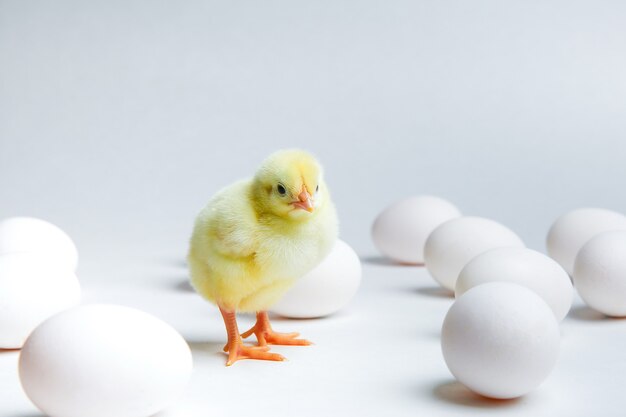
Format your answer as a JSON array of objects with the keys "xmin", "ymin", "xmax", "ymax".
[
  {"xmin": 456, "ymin": 247, "xmax": 573, "ymax": 321},
  {"xmin": 0, "ymin": 217, "xmax": 79, "ymax": 271},
  {"xmin": 442, "ymin": 282, "xmax": 560, "ymax": 399},
  {"xmin": 19, "ymin": 304, "xmax": 193, "ymax": 417},
  {"xmin": 271, "ymin": 239, "xmax": 361, "ymax": 318},
  {"xmin": 573, "ymin": 231, "xmax": 626, "ymax": 317},
  {"xmin": 424, "ymin": 216, "xmax": 525, "ymax": 291},
  {"xmin": 0, "ymin": 253, "xmax": 80, "ymax": 349},
  {"xmin": 372, "ymin": 196, "xmax": 461, "ymax": 264},
  {"xmin": 547, "ymin": 208, "xmax": 626, "ymax": 275}
]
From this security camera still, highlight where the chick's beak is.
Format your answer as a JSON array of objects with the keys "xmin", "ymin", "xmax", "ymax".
[{"xmin": 292, "ymin": 188, "xmax": 314, "ymax": 212}]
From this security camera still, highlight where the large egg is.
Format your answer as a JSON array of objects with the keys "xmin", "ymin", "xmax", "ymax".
[
  {"xmin": 0, "ymin": 217, "xmax": 79, "ymax": 271},
  {"xmin": 0, "ymin": 252, "xmax": 80, "ymax": 348},
  {"xmin": 271, "ymin": 239, "xmax": 361, "ymax": 318},
  {"xmin": 371, "ymin": 196, "xmax": 461, "ymax": 264},
  {"xmin": 456, "ymin": 247, "xmax": 573, "ymax": 321},
  {"xmin": 573, "ymin": 231, "xmax": 626, "ymax": 317},
  {"xmin": 424, "ymin": 217, "xmax": 525, "ymax": 291},
  {"xmin": 547, "ymin": 208, "xmax": 626, "ymax": 275},
  {"xmin": 442, "ymin": 282, "xmax": 560, "ymax": 399},
  {"xmin": 19, "ymin": 304, "xmax": 193, "ymax": 417}
]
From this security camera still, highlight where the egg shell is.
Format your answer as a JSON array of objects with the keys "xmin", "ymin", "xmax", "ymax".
[
  {"xmin": 0, "ymin": 217, "xmax": 79, "ymax": 271},
  {"xmin": 19, "ymin": 304, "xmax": 193, "ymax": 417},
  {"xmin": 547, "ymin": 208, "xmax": 626, "ymax": 275},
  {"xmin": 456, "ymin": 247, "xmax": 573, "ymax": 321},
  {"xmin": 271, "ymin": 239, "xmax": 361, "ymax": 318},
  {"xmin": 0, "ymin": 252, "xmax": 80, "ymax": 349},
  {"xmin": 442, "ymin": 282, "xmax": 560, "ymax": 399},
  {"xmin": 573, "ymin": 231, "xmax": 626, "ymax": 317},
  {"xmin": 424, "ymin": 216, "xmax": 525, "ymax": 291},
  {"xmin": 372, "ymin": 196, "xmax": 462, "ymax": 264}
]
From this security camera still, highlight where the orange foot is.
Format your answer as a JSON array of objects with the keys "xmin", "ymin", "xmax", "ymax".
[
  {"xmin": 224, "ymin": 340, "xmax": 285, "ymax": 366},
  {"xmin": 241, "ymin": 311, "xmax": 313, "ymax": 347},
  {"xmin": 219, "ymin": 306, "xmax": 286, "ymax": 366}
]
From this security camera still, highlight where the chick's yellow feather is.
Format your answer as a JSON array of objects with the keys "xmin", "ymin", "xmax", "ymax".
[{"xmin": 188, "ymin": 150, "xmax": 338, "ymax": 312}]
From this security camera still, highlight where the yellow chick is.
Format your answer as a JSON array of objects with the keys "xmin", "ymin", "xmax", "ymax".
[{"xmin": 188, "ymin": 149, "xmax": 338, "ymax": 365}]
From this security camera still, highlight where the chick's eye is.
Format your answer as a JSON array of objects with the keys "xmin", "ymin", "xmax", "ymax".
[
  {"xmin": 277, "ymin": 184, "xmax": 286, "ymax": 195},
  {"xmin": 316, "ymin": 185, "xmax": 319, "ymax": 193}
]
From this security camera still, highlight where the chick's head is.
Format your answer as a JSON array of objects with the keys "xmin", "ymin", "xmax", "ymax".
[{"xmin": 252, "ymin": 149, "xmax": 328, "ymax": 220}]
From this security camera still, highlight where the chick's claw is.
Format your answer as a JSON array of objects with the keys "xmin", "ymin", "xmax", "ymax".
[
  {"xmin": 226, "ymin": 343, "xmax": 285, "ymax": 366},
  {"xmin": 223, "ymin": 343, "xmax": 270, "ymax": 353},
  {"xmin": 263, "ymin": 331, "xmax": 312, "ymax": 346},
  {"xmin": 241, "ymin": 311, "xmax": 313, "ymax": 347}
]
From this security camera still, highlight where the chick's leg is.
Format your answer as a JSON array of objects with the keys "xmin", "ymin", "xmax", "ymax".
[
  {"xmin": 219, "ymin": 306, "xmax": 285, "ymax": 366},
  {"xmin": 241, "ymin": 311, "xmax": 312, "ymax": 346}
]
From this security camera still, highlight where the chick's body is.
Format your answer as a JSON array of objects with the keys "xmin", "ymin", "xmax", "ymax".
[
  {"xmin": 188, "ymin": 150, "xmax": 338, "ymax": 316},
  {"xmin": 188, "ymin": 180, "xmax": 337, "ymax": 312}
]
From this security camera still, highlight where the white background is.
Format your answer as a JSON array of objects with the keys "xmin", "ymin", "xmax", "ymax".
[{"xmin": 1, "ymin": 1, "xmax": 626, "ymax": 416}]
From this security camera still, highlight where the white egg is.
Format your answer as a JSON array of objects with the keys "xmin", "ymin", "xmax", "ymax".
[
  {"xmin": 19, "ymin": 304, "xmax": 192, "ymax": 417},
  {"xmin": 271, "ymin": 239, "xmax": 361, "ymax": 318},
  {"xmin": 573, "ymin": 231, "xmax": 626, "ymax": 317},
  {"xmin": 442, "ymin": 282, "xmax": 560, "ymax": 399},
  {"xmin": 424, "ymin": 217, "xmax": 525, "ymax": 291},
  {"xmin": 371, "ymin": 196, "xmax": 461, "ymax": 264},
  {"xmin": 0, "ymin": 253, "xmax": 80, "ymax": 349},
  {"xmin": 456, "ymin": 247, "xmax": 573, "ymax": 321},
  {"xmin": 0, "ymin": 217, "xmax": 79, "ymax": 271},
  {"xmin": 547, "ymin": 208, "xmax": 626, "ymax": 276}
]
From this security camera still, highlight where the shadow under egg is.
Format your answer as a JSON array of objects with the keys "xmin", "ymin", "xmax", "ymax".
[
  {"xmin": 415, "ymin": 286, "xmax": 454, "ymax": 299},
  {"xmin": 360, "ymin": 255, "xmax": 423, "ymax": 267},
  {"xmin": 567, "ymin": 305, "xmax": 626, "ymax": 322},
  {"xmin": 432, "ymin": 380, "xmax": 521, "ymax": 408},
  {"xmin": 174, "ymin": 279, "xmax": 195, "ymax": 292}
]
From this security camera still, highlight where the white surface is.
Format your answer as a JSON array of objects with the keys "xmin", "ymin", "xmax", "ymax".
[
  {"xmin": 547, "ymin": 208, "xmax": 626, "ymax": 275},
  {"xmin": 442, "ymin": 283, "xmax": 560, "ymax": 399},
  {"xmin": 0, "ymin": 252, "xmax": 80, "ymax": 349},
  {"xmin": 424, "ymin": 216, "xmax": 525, "ymax": 290},
  {"xmin": 456, "ymin": 247, "xmax": 573, "ymax": 321},
  {"xmin": 2, "ymin": 0, "xmax": 626, "ymax": 415},
  {"xmin": 372, "ymin": 196, "xmax": 462, "ymax": 264},
  {"xmin": 573, "ymin": 231, "xmax": 626, "ymax": 317},
  {"xmin": 271, "ymin": 239, "xmax": 362, "ymax": 318},
  {"xmin": 19, "ymin": 304, "xmax": 192, "ymax": 417},
  {"xmin": 2, "ymin": 257, "xmax": 626, "ymax": 416}
]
